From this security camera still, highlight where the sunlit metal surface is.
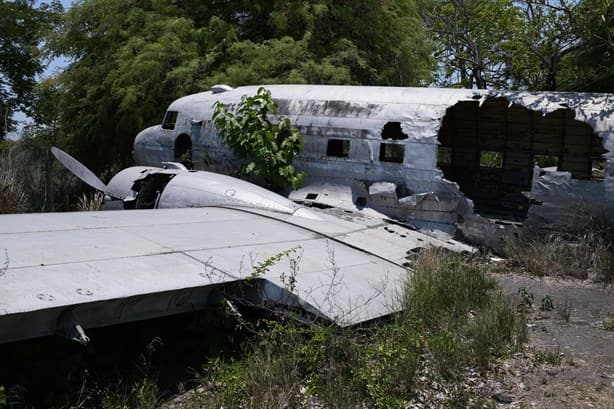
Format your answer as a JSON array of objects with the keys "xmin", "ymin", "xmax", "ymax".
[{"xmin": 0, "ymin": 206, "xmax": 450, "ymax": 343}]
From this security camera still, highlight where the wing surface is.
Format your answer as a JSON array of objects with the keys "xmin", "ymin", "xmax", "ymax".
[{"xmin": 0, "ymin": 207, "xmax": 417, "ymax": 343}]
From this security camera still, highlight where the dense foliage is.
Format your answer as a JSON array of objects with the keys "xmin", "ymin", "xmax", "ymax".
[
  {"xmin": 0, "ymin": 0, "xmax": 61, "ymax": 138},
  {"xmin": 3, "ymin": 0, "xmax": 612, "ymax": 172},
  {"xmin": 425, "ymin": 0, "xmax": 614, "ymax": 91},
  {"xmin": 42, "ymin": 0, "xmax": 432, "ymax": 172}
]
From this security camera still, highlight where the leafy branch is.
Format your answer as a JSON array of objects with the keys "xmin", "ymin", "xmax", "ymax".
[{"xmin": 212, "ymin": 87, "xmax": 305, "ymax": 192}]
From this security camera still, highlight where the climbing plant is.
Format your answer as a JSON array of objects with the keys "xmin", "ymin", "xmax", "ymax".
[{"xmin": 212, "ymin": 87, "xmax": 305, "ymax": 191}]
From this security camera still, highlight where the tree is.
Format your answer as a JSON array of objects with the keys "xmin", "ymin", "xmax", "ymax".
[
  {"xmin": 558, "ymin": 0, "xmax": 614, "ymax": 92},
  {"xmin": 212, "ymin": 87, "xmax": 305, "ymax": 191},
  {"xmin": 52, "ymin": 0, "xmax": 202, "ymax": 171},
  {"xmin": 0, "ymin": 0, "xmax": 61, "ymax": 139},
  {"xmin": 506, "ymin": 0, "xmax": 574, "ymax": 91},
  {"xmin": 199, "ymin": 0, "xmax": 434, "ymax": 87},
  {"xmin": 425, "ymin": 0, "xmax": 526, "ymax": 89},
  {"xmin": 48, "ymin": 0, "xmax": 435, "ymax": 173}
]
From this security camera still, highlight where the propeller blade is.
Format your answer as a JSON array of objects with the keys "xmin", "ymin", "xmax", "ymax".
[{"xmin": 51, "ymin": 147, "xmax": 108, "ymax": 192}]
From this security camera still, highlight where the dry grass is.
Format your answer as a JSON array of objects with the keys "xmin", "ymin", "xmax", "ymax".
[
  {"xmin": 0, "ymin": 150, "xmax": 30, "ymax": 213},
  {"xmin": 76, "ymin": 191, "xmax": 104, "ymax": 211},
  {"xmin": 505, "ymin": 209, "xmax": 614, "ymax": 283},
  {"xmin": 505, "ymin": 233, "xmax": 612, "ymax": 279},
  {"xmin": 0, "ymin": 143, "xmax": 83, "ymax": 213}
]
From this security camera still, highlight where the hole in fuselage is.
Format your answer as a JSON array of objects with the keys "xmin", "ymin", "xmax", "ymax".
[
  {"xmin": 437, "ymin": 98, "xmax": 606, "ymax": 219},
  {"xmin": 134, "ymin": 174, "xmax": 175, "ymax": 209}
]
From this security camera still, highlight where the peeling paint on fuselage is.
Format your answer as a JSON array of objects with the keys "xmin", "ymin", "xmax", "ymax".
[{"xmin": 133, "ymin": 85, "xmax": 613, "ymax": 231}]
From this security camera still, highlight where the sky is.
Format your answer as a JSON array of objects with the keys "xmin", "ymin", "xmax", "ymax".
[{"xmin": 7, "ymin": 0, "xmax": 73, "ymax": 140}]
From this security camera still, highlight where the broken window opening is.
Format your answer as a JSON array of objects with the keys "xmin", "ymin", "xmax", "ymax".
[
  {"xmin": 381, "ymin": 122, "xmax": 408, "ymax": 140},
  {"xmin": 479, "ymin": 151, "xmax": 503, "ymax": 168},
  {"xmin": 379, "ymin": 143, "xmax": 405, "ymax": 163},
  {"xmin": 438, "ymin": 146, "xmax": 452, "ymax": 166},
  {"xmin": 326, "ymin": 139, "xmax": 350, "ymax": 158},
  {"xmin": 437, "ymin": 98, "xmax": 606, "ymax": 219},
  {"xmin": 174, "ymin": 134, "xmax": 193, "ymax": 168},
  {"xmin": 534, "ymin": 154, "xmax": 559, "ymax": 169},
  {"xmin": 162, "ymin": 111, "xmax": 178, "ymax": 130}
]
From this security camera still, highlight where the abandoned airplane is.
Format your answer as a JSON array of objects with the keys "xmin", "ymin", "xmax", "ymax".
[
  {"xmin": 0, "ymin": 148, "xmax": 471, "ymax": 345},
  {"xmin": 133, "ymin": 85, "xmax": 613, "ymax": 232}
]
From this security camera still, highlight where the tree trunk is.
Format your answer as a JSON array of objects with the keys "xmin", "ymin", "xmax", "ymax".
[{"xmin": 45, "ymin": 149, "xmax": 55, "ymax": 212}]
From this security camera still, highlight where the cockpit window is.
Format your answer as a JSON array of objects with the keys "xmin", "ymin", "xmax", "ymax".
[{"xmin": 162, "ymin": 111, "xmax": 178, "ymax": 130}]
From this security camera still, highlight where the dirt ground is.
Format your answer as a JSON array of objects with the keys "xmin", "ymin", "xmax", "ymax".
[{"xmin": 493, "ymin": 274, "xmax": 614, "ymax": 408}]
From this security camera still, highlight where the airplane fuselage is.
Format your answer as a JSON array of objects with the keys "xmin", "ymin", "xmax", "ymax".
[{"xmin": 132, "ymin": 84, "xmax": 613, "ymax": 231}]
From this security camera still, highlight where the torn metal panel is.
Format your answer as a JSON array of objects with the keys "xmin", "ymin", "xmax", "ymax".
[
  {"xmin": 524, "ymin": 166, "xmax": 612, "ymax": 228},
  {"xmin": 493, "ymin": 91, "xmax": 614, "ymax": 211},
  {"xmin": 133, "ymin": 85, "xmax": 613, "ymax": 231}
]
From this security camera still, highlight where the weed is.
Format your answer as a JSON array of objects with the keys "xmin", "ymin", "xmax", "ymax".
[
  {"xmin": 404, "ymin": 248, "xmax": 497, "ymax": 326},
  {"xmin": 0, "ymin": 150, "xmax": 29, "ymax": 213},
  {"xmin": 76, "ymin": 191, "xmax": 104, "ymax": 211},
  {"xmin": 0, "ymin": 144, "xmax": 82, "ymax": 213},
  {"xmin": 557, "ymin": 298, "xmax": 572, "ymax": 323},
  {"xmin": 517, "ymin": 287, "xmax": 534, "ymax": 310},
  {"xmin": 467, "ymin": 290, "xmax": 527, "ymax": 368},
  {"xmin": 356, "ymin": 324, "xmax": 421, "ymax": 408},
  {"xmin": 100, "ymin": 376, "xmax": 159, "ymax": 409},
  {"xmin": 535, "ymin": 348, "xmax": 562, "ymax": 366},
  {"xmin": 248, "ymin": 246, "xmax": 301, "ymax": 281},
  {"xmin": 540, "ymin": 294, "xmax": 554, "ymax": 311},
  {"xmin": 403, "ymin": 248, "xmax": 526, "ymax": 375}
]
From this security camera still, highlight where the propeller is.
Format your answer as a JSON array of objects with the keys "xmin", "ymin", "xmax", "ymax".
[{"xmin": 51, "ymin": 147, "xmax": 108, "ymax": 192}]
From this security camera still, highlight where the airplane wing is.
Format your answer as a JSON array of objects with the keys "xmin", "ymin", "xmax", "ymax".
[{"xmin": 0, "ymin": 206, "xmax": 473, "ymax": 344}]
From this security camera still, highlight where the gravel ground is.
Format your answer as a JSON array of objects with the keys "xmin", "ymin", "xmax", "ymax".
[{"xmin": 493, "ymin": 274, "xmax": 614, "ymax": 408}]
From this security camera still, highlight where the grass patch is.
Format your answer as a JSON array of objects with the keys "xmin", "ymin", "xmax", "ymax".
[
  {"xmin": 191, "ymin": 249, "xmax": 526, "ymax": 408},
  {"xmin": 505, "ymin": 211, "xmax": 614, "ymax": 283},
  {"xmin": 534, "ymin": 348, "xmax": 562, "ymax": 366},
  {"xmin": 100, "ymin": 376, "xmax": 159, "ymax": 409}
]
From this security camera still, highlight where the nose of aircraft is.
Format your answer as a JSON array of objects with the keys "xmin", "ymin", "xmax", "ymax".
[{"xmin": 133, "ymin": 125, "xmax": 164, "ymax": 166}]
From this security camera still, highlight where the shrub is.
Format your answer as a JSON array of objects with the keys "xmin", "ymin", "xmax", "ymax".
[
  {"xmin": 0, "ymin": 143, "xmax": 82, "ymax": 213},
  {"xmin": 403, "ymin": 248, "xmax": 526, "ymax": 375},
  {"xmin": 212, "ymin": 87, "xmax": 305, "ymax": 192},
  {"xmin": 0, "ymin": 148, "xmax": 31, "ymax": 213},
  {"xmin": 197, "ymin": 249, "xmax": 526, "ymax": 407}
]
